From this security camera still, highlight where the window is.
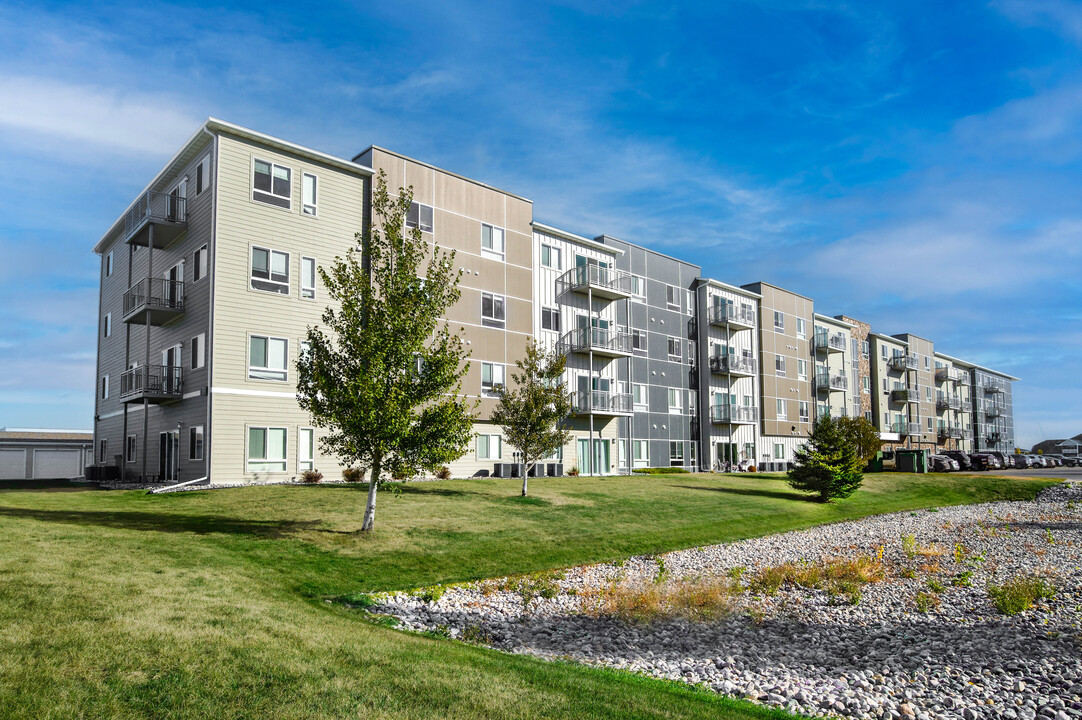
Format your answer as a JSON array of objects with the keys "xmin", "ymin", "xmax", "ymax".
[
  {"xmin": 667, "ymin": 337, "xmax": 681, "ymax": 361},
  {"xmin": 105, "ymin": 251, "xmax": 113, "ymax": 277},
  {"xmin": 100, "ymin": 375, "xmax": 109, "ymax": 400},
  {"xmin": 103, "ymin": 313, "xmax": 111, "ymax": 339},
  {"xmin": 301, "ymin": 257, "xmax": 316, "ymax": 299},
  {"xmin": 881, "ymin": 345, "xmax": 888, "ymax": 360},
  {"xmin": 126, "ymin": 435, "xmax": 136, "ymax": 463},
  {"xmin": 481, "ymin": 224, "xmax": 505, "ymax": 260},
  {"xmin": 298, "ymin": 428, "xmax": 314, "ymax": 471},
  {"xmin": 633, "ymin": 384, "xmax": 647, "ymax": 410},
  {"xmin": 796, "ymin": 318, "xmax": 806, "ymax": 339},
  {"xmin": 538, "ymin": 306, "xmax": 560, "ymax": 332},
  {"xmin": 633, "ymin": 440, "xmax": 649, "ymax": 468},
  {"xmin": 924, "ymin": 356, "xmax": 930, "ymax": 370},
  {"xmin": 302, "ymin": 173, "xmax": 317, "ymax": 216},
  {"xmin": 927, "ymin": 417, "xmax": 934, "ymax": 431},
  {"xmin": 797, "ymin": 359, "xmax": 807, "ymax": 380},
  {"xmin": 196, "ymin": 155, "xmax": 211, "ymax": 195},
  {"xmin": 686, "ymin": 290, "xmax": 695, "ymax": 317},
  {"xmin": 774, "ymin": 311, "xmax": 785, "ymax": 332},
  {"xmin": 251, "ymin": 247, "xmax": 289, "ymax": 294},
  {"xmin": 481, "ymin": 292, "xmax": 505, "ymax": 328},
  {"xmin": 774, "ymin": 443, "xmax": 785, "ymax": 460},
  {"xmin": 630, "ymin": 275, "xmax": 646, "ymax": 299},
  {"xmin": 776, "ymin": 398, "xmax": 787, "ymax": 420},
  {"xmin": 98, "ymin": 439, "xmax": 108, "ymax": 464},
  {"xmin": 481, "ymin": 362, "xmax": 505, "ymax": 397},
  {"xmin": 540, "ymin": 244, "xmax": 561, "ymax": 270},
  {"xmin": 406, "ymin": 202, "xmax": 434, "ymax": 233},
  {"xmin": 252, "ymin": 159, "xmax": 291, "ymax": 209},
  {"xmin": 668, "ymin": 388, "xmax": 682, "ymax": 414},
  {"xmin": 862, "ymin": 341, "xmax": 870, "ymax": 358},
  {"xmin": 799, "ymin": 401, "xmax": 810, "ymax": 423},
  {"xmin": 666, "ymin": 285, "xmax": 680, "ymax": 310},
  {"xmin": 775, "ymin": 355, "xmax": 786, "ymax": 377},
  {"xmin": 189, "ymin": 426, "xmax": 204, "ymax": 461},
  {"xmin": 249, "ymin": 335, "xmax": 288, "ymax": 381},
  {"xmin": 191, "ymin": 334, "xmax": 205, "ymax": 370},
  {"xmin": 632, "ymin": 329, "xmax": 647, "ymax": 352},
  {"xmin": 862, "ymin": 375, "xmax": 871, "ymax": 393},
  {"xmin": 248, "ymin": 427, "xmax": 287, "ymax": 472},
  {"xmin": 477, "ymin": 434, "xmax": 502, "ymax": 460},
  {"xmin": 194, "ymin": 244, "xmax": 208, "ymax": 282},
  {"xmin": 669, "ymin": 441, "xmax": 684, "ymax": 467},
  {"xmin": 686, "ymin": 340, "xmax": 697, "ymax": 366},
  {"xmin": 926, "ymin": 386, "xmax": 933, "ymax": 401}
]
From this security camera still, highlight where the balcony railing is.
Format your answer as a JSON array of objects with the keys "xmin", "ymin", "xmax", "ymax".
[
  {"xmin": 908, "ymin": 422, "xmax": 924, "ymax": 436},
  {"xmin": 570, "ymin": 389, "xmax": 633, "ymax": 416},
  {"xmin": 122, "ymin": 278, "xmax": 185, "ymax": 325},
  {"xmin": 556, "ymin": 327, "xmax": 634, "ymax": 358},
  {"xmin": 891, "ymin": 387, "xmax": 919, "ymax": 404},
  {"xmin": 960, "ymin": 400, "xmax": 972, "ymax": 413},
  {"xmin": 709, "ymin": 404, "xmax": 758, "ymax": 424},
  {"xmin": 709, "ymin": 354, "xmax": 757, "ymax": 376},
  {"xmin": 120, "ymin": 365, "xmax": 183, "ymax": 403},
  {"xmin": 889, "ymin": 354, "xmax": 919, "ymax": 372},
  {"xmin": 890, "ymin": 421, "xmax": 909, "ymax": 436},
  {"xmin": 707, "ymin": 303, "xmax": 756, "ymax": 329},
  {"xmin": 555, "ymin": 265, "xmax": 635, "ymax": 300},
  {"xmin": 985, "ymin": 405, "xmax": 1003, "ymax": 418},
  {"xmin": 816, "ymin": 372, "xmax": 848, "ymax": 392},
  {"xmin": 123, "ymin": 191, "xmax": 188, "ymax": 248},
  {"xmin": 936, "ymin": 395, "xmax": 960, "ymax": 411},
  {"xmin": 938, "ymin": 426, "xmax": 963, "ymax": 440},
  {"xmin": 814, "ymin": 329, "xmax": 846, "ymax": 353},
  {"xmin": 982, "ymin": 380, "xmax": 1005, "ymax": 394}
]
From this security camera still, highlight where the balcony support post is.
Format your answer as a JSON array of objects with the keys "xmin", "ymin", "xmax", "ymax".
[
  {"xmin": 588, "ymin": 285, "xmax": 595, "ymax": 476},
  {"xmin": 142, "ymin": 224, "xmax": 153, "ymax": 483}
]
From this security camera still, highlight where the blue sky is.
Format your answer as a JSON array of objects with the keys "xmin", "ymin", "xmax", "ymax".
[{"xmin": 0, "ymin": 0, "xmax": 1079, "ymax": 447}]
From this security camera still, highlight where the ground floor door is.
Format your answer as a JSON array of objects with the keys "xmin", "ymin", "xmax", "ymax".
[
  {"xmin": 716, "ymin": 442, "xmax": 738, "ymax": 468},
  {"xmin": 577, "ymin": 438, "xmax": 611, "ymax": 475},
  {"xmin": 159, "ymin": 431, "xmax": 179, "ymax": 482}
]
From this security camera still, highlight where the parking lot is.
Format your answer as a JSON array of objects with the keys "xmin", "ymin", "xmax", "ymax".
[{"xmin": 989, "ymin": 465, "xmax": 1082, "ymax": 479}]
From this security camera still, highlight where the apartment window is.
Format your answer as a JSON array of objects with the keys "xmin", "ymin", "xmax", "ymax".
[
  {"xmin": 124, "ymin": 435, "xmax": 136, "ymax": 463},
  {"xmin": 98, "ymin": 439, "xmax": 108, "ymax": 464},
  {"xmin": 252, "ymin": 159, "xmax": 291, "ymax": 209},
  {"xmin": 774, "ymin": 311, "xmax": 785, "ymax": 332},
  {"xmin": 477, "ymin": 434, "xmax": 502, "ymax": 460},
  {"xmin": 302, "ymin": 173, "xmax": 317, "ymax": 216},
  {"xmin": 862, "ymin": 375, "xmax": 871, "ymax": 393},
  {"xmin": 105, "ymin": 251, "xmax": 113, "ymax": 277},
  {"xmin": 797, "ymin": 359, "xmax": 807, "ymax": 381},
  {"xmin": 103, "ymin": 313, "xmax": 111, "ymax": 339},
  {"xmin": 632, "ymin": 329, "xmax": 647, "ymax": 352},
  {"xmin": 881, "ymin": 345, "xmax": 888, "ymax": 360},
  {"xmin": 196, "ymin": 155, "xmax": 211, "ymax": 195},
  {"xmin": 481, "ymin": 224, "xmax": 505, "ymax": 260},
  {"xmin": 251, "ymin": 247, "xmax": 289, "ymax": 294},
  {"xmin": 668, "ymin": 388, "xmax": 682, "ymax": 414},
  {"xmin": 249, "ymin": 335, "xmax": 288, "ymax": 381},
  {"xmin": 799, "ymin": 401, "xmax": 810, "ymax": 423},
  {"xmin": 667, "ymin": 336, "xmax": 681, "ymax": 361},
  {"xmin": 481, "ymin": 292, "xmax": 505, "ymax": 328},
  {"xmin": 666, "ymin": 284, "xmax": 680, "ymax": 310},
  {"xmin": 189, "ymin": 425, "xmax": 204, "ymax": 461},
  {"xmin": 926, "ymin": 387, "xmax": 933, "ymax": 401},
  {"xmin": 775, "ymin": 355, "xmax": 786, "ymax": 377},
  {"xmin": 862, "ymin": 341, "xmax": 870, "ymax": 358},
  {"xmin": 633, "ymin": 440, "xmax": 649, "ymax": 468},
  {"xmin": 298, "ymin": 428, "xmax": 314, "ymax": 471},
  {"xmin": 194, "ymin": 244, "xmax": 208, "ymax": 282},
  {"xmin": 924, "ymin": 356, "xmax": 930, "ymax": 370},
  {"xmin": 777, "ymin": 398, "xmax": 787, "ymax": 420},
  {"xmin": 541, "ymin": 307, "xmax": 560, "ymax": 332},
  {"xmin": 928, "ymin": 417, "xmax": 934, "ymax": 432},
  {"xmin": 687, "ymin": 340, "xmax": 697, "ymax": 366},
  {"xmin": 248, "ymin": 427, "xmax": 287, "ymax": 472},
  {"xmin": 191, "ymin": 334, "xmax": 205, "ymax": 370},
  {"xmin": 633, "ymin": 383, "xmax": 647, "ymax": 410},
  {"xmin": 669, "ymin": 441, "xmax": 684, "ymax": 467},
  {"xmin": 796, "ymin": 318, "xmax": 806, "ymax": 339},
  {"xmin": 406, "ymin": 202, "xmax": 434, "ymax": 233},
  {"xmin": 774, "ymin": 443, "xmax": 785, "ymax": 460},
  {"xmin": 100, "ymin": 375, "xmax": 109, "ymax": 400},
  {"xmin": 630, "ymin": 275, "xmax": 646, "ymax": 300},
  {"xmin": 481, "ymin": 362, "xmax": 505, "ymax": 397},
  {"xmin": 301, "ymin": 257, "xmax": 316, "ymax": 299},
  {"xmin": 540, "ymin": 244, "xmax": 561, "ymax": 270}
]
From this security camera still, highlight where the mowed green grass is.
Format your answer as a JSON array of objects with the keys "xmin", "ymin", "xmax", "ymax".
[{"xmin": 0, "ymin": 472, "xmax": 1055, "ymax": 719}]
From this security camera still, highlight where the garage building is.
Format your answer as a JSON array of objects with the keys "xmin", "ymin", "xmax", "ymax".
[{"xmin": 0, "ymin": 429, "xmax": 94, "ymax": 481}]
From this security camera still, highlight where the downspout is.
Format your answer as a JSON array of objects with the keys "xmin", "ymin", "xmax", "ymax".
[
  {"xmin": 203, "ymin": 127, "xmax": 218, "ymax": 486},
  {"xmin": 148, "ymin": 475, "xmax": 209, "ymax": 494}
]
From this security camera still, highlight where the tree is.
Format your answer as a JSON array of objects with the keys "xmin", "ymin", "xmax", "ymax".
[
  {"xmin": 787, "ymin": 415, "xmax": 865, "ymax": 502},
  {"xmin": 836, "ymin": 415, "xmax": 882, "ymax": 465},
  {"xmin": 296, "ymin": 171, "xmax": 475, "ymax": 531},
  {"xmin": 490, "ymin": 340, "xmax": 573, "ymax": 497}
]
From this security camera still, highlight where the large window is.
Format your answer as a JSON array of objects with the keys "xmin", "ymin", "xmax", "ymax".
[
  {"xmin": 668, "ymin": 388, "xmax": 682, "ymax": 414},
  {"xmin": 796, "ymin": 318, "xmax": 806, "ymax": 339},
  {"xmin": 541, "ymin": 306, "xmax": 560, "ymax": 332},
  {"xmin": 666, "ymin": 285, "xmax": 680, "ymax": 310},
  {"xmin": 632, "ymin": 329, "xmax": 647, "ymax": 352},
  {"xmin": 481, "ymin": 292, "xmax": 505, "ymax": 328},
  {"xmin": 251, "ymin": 246, "xmax": 289, "ymax": 294},
  {"xmin": 629, "ymin": 275, "xmax": 646, "ymax": 300},
  {"xmin": 633, "ymin": 440, "xmax": 649, "ymax": 468},
  {"xmin": 633, "ymin": 383, "xmax": 647, "ymax": 410},
  {"xmin": 298, "ymin": 428, "xmax": 314, "ymax": 471},
  {"xmin": 667, "ymin": 336, "xmax": 681, "ymax": 361},
  {"xmin": 477, "ymin": 434, "xmax": 502, "ymax": 460},
  {"xmin": 669, "ymin": 441, "xmax": 684, "ymax": 467},
  {"xmin": 774, "ymin": 443, "xmax": 785, "ymax": 460},
  {"xmin": 774, "ymin": 311, "xmax": 785, "ymax": 332},
  {"xmin": 249, "ymin": 335, "xmax": 288, "ymax": 381},
  {"xmin": 776, "ymin": 398, "xmax": 787, "ymax": 420},
  {"xmin": 481, "ymin": 362, "xmax": 505, "ymax": 397},
  {"xmin": 540, "ymin": 244, "xmax": 561, "ymax": 270},
  {"xmin": 189, "ymin": 425, "xmax": 204, "ymax": 461},
  {"xmin": 797, "ymin": 359, "xmax": 807, "ymax": 380},
  {"xmin": 248, "ymin": 427, "xmax": 287, "ymax": 472},
  {"xmin": 253, "ymin": 159, "xmax": 291, "ymax": 209},
  {"xmin": 799, "ymin": 401, "xmax": 810, "ymax": 423},
  {"xmin": 406, "ymin": 202, "xmax": 433, "ymax": 233},
  {"xmin": 481, "ymin": 224, "xmax": 505, "ymax": 260},
  {"xmin": 775, "ymin": 355, "xmax": 786, "ymax": 377},
  {"xmin": 302, "ymin": 173, "xmax": 317, "ymax": 216},
  {"xmin": 301, "ymin": 257, "xmax": 316, "ymax": 299}
]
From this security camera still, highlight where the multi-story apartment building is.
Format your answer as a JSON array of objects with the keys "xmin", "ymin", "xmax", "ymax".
[{"xmin": 91, "ymin": 119, "xmax": 1019, "ymax": 483}]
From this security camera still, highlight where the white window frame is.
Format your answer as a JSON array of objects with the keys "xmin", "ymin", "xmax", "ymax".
[
  {"xmin": 252, "ymin": 158, "xmax": 292, "ymax": 210},
  {"xmin": 630, "ymin": 274, "xmax": 646, "ymax": 301},
  {"xmin": 101, "ymin": 375, "xmax": 109, "ymax": 400},
  {"xmin": 481, "ymin": 292, "xmax": 506, "ymax": 328},
  {"xmin": 194, "ymin": 244, "xmax": 208, "ymax": 282},
  {"xmin": 774, "ymin": 311, "xmax": 785, "ymax": 332},
  {"xmin": 476, "ymin": 434, "xmax": 502, "ymax": 461},
  {"xmin": 247, "ymin": 426, "xmax": 288, "ymax": 472},
  {"xmin": 298, "ymin": 427, "xmax": 314, "ymax": 472},
  {"xmin": 777, "ymin": 398, "xmax": 786, "ymax": 420},
  {"xmin": 189, "ymin": 425, "xmax": 204, "ymax": 461},
  {"xmin": 248, "ymin": 335, "xmax": 289, "ymax": 382},
  {"xmin": 799, "ymin": 401, "xmax": 810, "ymax": 423},
  {"xmin": 797, "ymin": 358, "xmax": 807, "ymax": 381},
  {"xmin": 196, "ymin": 155, "xmax": 211, "ymax": 195},
  {"xmin": 301, "ymin": 256, "xmax": 316, "ymax": 299},
  {"xmin": 251, "ymin": 246, "xmax": 290, "ymax": 295},
  {"xmin": 667, "ymin": 388, "xmax": 682, "ymax": 414},
  {"xmin": 481, "ymin": 224, "xmax": 505, "ymax": 261},
  {"xmin": 481, "ymin": 362, "xmax": 505, "ymax": 397},
  {"xmin": 669, "ymin": 441, "xmax": 684, "ymax": 467},
  {"xmin": 796, "ymin": 318, "xmax": 806, "ymax": 339},
  {"xmin": 667, "ymin": 336, "xmax": 681, "ymax": 362},
  {"xmin": 540, "ymin": 306, "xmax": 560, "ymax": 333},
  {"xmin": 633, "ymin": 440, "xmax": 649, "ymax": 468},
  {"xmin": 191, "ymin": 333, "xmax": 205, "ymax": 370},
  {"xmin": 103, "ymin": 313, "xmax": 111, "ymax": 339},
  {"xmin": 776, "ymin": 355, "xmax": 786, "ymax": 377},
  {"xmin": 540, "ymin": 244, "xmax": 561, "ymax": 270},
  {"xmin": 105, "ymin": 251, "xmax": 113, "ymax": 277},
  {"xmin": 302, "ymin": 172, "xmax": 318, "ymax": 216},
  {"xmin": 406, "ymin": 202, "xmax": 434, "ymax": 233},
  {"xmin": 632, "ymin": 329, "xmax": 647, "ymax": 353},
  {"xmin": 633, "ymin": 383, "xmax": 648, "ymax": 410},
  {"xmin": 126, "ymin": 435, "xmax": 136, "ymax": 463},
  {"xmin": 774, "ymin": 443, "xmax": 785, "ymax": 460},
  {"xmin": 666, "ymin": 284, "xmax": 680, "ymax": 310}
]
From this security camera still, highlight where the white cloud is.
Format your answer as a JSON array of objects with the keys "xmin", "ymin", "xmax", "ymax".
[{"xmin": 992, "ymin": 0, "xmax": 1082, "ymax": 43}]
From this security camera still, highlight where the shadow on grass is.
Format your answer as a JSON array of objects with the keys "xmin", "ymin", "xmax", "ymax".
[
  {"xmin": 505, "ymin": 495, "xmax": 552, "ymax": 507},
  {"xmin": 0, "ymin": 480, "xmax": 102, "ymax": 493},
  {"xmin": 675, "ymin": 485, "xmax": 815, "ymax": 503}
]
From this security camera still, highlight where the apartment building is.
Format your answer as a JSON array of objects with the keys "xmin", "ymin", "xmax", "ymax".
[
  {"xmin": 813, "ymin": 315, "xmax": 853, "ymax": 422},
  {"xmin": 836, "ymin": 315, "xmax": 872, "ymax": 422}
]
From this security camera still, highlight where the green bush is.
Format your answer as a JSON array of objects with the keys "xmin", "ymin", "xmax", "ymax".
[
  {"xmin": 787, "ymin": 416, "xmax": 864, "ymax": 502},
  {"xmin": 988, "ymin": 575, "xmax": 1055, "ymax": 615},
  {"xmin": 914, "ymin": 592, "xmax": 940, "ymax": 612}
]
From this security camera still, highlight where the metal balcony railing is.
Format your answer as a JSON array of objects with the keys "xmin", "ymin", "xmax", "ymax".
[
  {"xmin": 889, "ymin": 354, "xmax": 919, "ymax": 372},
  {"xmin": 556, "ymin": 327, "xmax": 634, "ymax": 358},
  {"xmin": 123, "ymin": 191, "xmax": 187, "ymax": 247},
  {"xmin": 570, "ymin": 389, "xmax": 633, "ymax": 416},
  {"xmin": 982, "ymin": 380, "xmax": 1005, "ymax": 394},
  {"xmin": 960, "ymin": 400, "xmax": 972, "ymax": 413},
  {"xmin": 908, "ymin": 422, "xmax": 924, "ymax": 436},
  {"xmin": 707, "ymin": 303, "xmax": 756, "ymax": 328},
  {"xmin": 814, "ymin": 329, "xmax": 846, "ymax": 353},
  {"xmin": 709, "ymin": 354, "xmax": 757, "ymax": 376},
  {"xmin": 555, "ymin": 265, "xmax": 635, "ymax": 300},
  {"xmin": 985, "ymin": 405, "xmax": 1003, "ymax": 418},
  {"xmin": 938, "ymin": 426, "xmax": 963, "ymax": 440},
  {"xmin": 120, "ymin": 365, "xmax": 183, "ymax": 402},
  {"xmin": 122, "ymin": 278, "xmax": 185, "ymax": 324},
  {"xmin": 891, "ymin": 387, "xmax": 919, "ymax": 403},
  {"xmin": 816, "ymin": 371, "xmax": 848, "ymax": 392},
  {"xmin": 936, "ymin": 395, "xmax": 960, "ymax": 411},
  {"xmin": 709, "ymin": 404, "xmax": 758, "ymax": 424}
]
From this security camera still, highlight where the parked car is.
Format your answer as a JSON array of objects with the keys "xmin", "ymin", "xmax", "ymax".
[
  {"xmin": 943, "ymin": 450, "xmax": 973, "ymax": 471},
  {"xmin": 929, "ymin": 455, "xmax": 955, "ymax": 472},
  {"xmin": 988, "ymin": 451, "xmax": 1012, "ymax": 468},
  {"xmin": 1047, "ymin": 456, "xmax": 1062, "ymax": 467},
  {"xmin": 1011, "ymin": 455, "xmax": 1031, "ymax": 469},
  {"xmin": 969, "ymin": 453, "xmax": 999, "ymax": 471},
  {"xmin": 1029, "ymin": 455, "xmax": 1048, "ymax": 468},
  {"xmin": 1064, "ymin": 457, "xmax": 1081, "ymax": 467}
]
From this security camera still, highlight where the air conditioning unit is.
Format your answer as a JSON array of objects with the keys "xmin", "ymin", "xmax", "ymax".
[
  {"xmin": 493, "ymin": 463, "xmax": 524, "ymax": 478},
  {"xmin": 547, "ymin": 463, "xmax": 564, "ymax": 477}
]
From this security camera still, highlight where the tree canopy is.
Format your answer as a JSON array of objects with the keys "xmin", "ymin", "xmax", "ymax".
[{"xmin": 787, "ymin": 415, "xmax": 865, "ymax": 503}]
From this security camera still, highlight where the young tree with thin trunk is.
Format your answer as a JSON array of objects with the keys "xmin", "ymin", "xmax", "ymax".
[
  {"xmin": 490, "ymin": 340, "xmax": 573, "ymax": 497},
  {"xmin": 836, "ymin": 415, "xmax": 882, "ymax": 465},
  {"xmin": 296, "ymin": 171, "xmax": 475, "ymax": 531}
]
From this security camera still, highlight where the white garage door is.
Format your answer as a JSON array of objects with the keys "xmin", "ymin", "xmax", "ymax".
[
  {"xmin": 0, "ymin": 449, "xmax": 26, "ymax": 480},
  {"xmin": 33, "ymin": 449, "xmax": 82, "ymax": 479}
]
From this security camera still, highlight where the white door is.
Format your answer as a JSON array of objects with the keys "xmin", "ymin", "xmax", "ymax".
[
  {"xmin": 0, "ymin": 449, "xmax": 26, "ymax": 479},
  {"xmin": 32, "ymin": 449, "xmax": 81, "ymax": 479}
]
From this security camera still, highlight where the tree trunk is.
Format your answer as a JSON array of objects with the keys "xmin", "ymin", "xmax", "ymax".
[
  {"xmin": 521, "ymin": 460, "xmax": 530, "ymax": 497},
  {"xmin": 362, "ymin": 453, "xmax": 381, "ymax": 531}
]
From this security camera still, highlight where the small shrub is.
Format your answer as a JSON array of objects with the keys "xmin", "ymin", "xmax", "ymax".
[
  {"xmin": 461, "ymin": 624, "xmax": 493, "ymax": 645},
  {"xmin": 747, "ymin": 465, "xmax": 757, "ymax": 473},
  {"xmin": 339, "ymin": 592, "xmax": 377, "ymax": 609},
  {"xmin": 952, "ymin": 571, "xmax": 974, "ymax": 588},
  {"xmin": 492, "ymin": 570, "xmax": 565, "ymax": 603},
  {"xmin": 342, "ymin": 467, "xmax": 363, "ymax": 483},
  {"xmin": 953, "ymin": 543, "xmax": 967, "ymax": 564},
  {"xmin": 301, "ymin": 469, "xmax": 323, "ymax": 484},
  {"xmin": 914, "ymin": 592, "xmax": 940, "ymax": 612},
  {"xmin": 435, "ymin": 466, "xmax": 452, "ymax": 480},
  {"xmin": 412, "ymin": 585, "xmax": 446, "ymax": 603},
  {"xmin": 988, "ymin": 575, "xmax": 1056, "ymax": 616},
  {"xmin": 726, "ymin": 566, "xmax": 747, "ymax": 581},
  {"xmin": 902, "ymin": 534, "xmax": 917, "ymax": 558},
  {"xmin": 926, "ymin": 578, "xmax": 945, "ymax": 593},
  {"xmin": 567, "ymin": 467, "xmax": 580, "ymax": 477},
  {"xmin": 1046, "ymin": 528, "xmax": 1056, "ymax": 545},
  {"xmin": 916, "ymin": 542, "xmax": 945, "ymax": 558},
  {"xmin": 901, "ymin": 568, "xmax": 917, "ymax": 579},
  {"xmin": 829, "ymin": 580, "xmax": 862, "ymax": 606}
]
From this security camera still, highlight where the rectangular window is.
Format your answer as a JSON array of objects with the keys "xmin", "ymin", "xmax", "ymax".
[
  {"xmin": 862, "ymin": 375, "xmax": 871, "ymax": 392},
  {"xmin": 194, "ymin": 244, "xmax": 208, "ymax": 282},
  {"xmin": 632, "ymin": 329, "xmax": 647, "ymax": 352},
  {"xmin": 301, "ymin": 257, "xmax": 316, "ymax": 299},
  {"xmin": 633, "ymin": 383, "xmax": 647, "ymax": 409},
  {"xmin": 196, "ymin": 155, "xmax": 211, "ymax": 195},
  {"xmin": 928, "ymin": 417, "xmax": 934, "ymax": 431},
  {"xmin": 253, "ymin": 158, "xmax": 291, "ymax": 209},
  {"xmin": 191, "ymin": 334, "xmax": 205, "ymax": 370},
  {"xmin": 667, "ymin": 336, "xmax": 681, "ymax": 361},
  {"xmin": 633, "ymin": 440, "xmax": 649, "ymax": 468},
  {"xmin": 799, "ymin": 401, "xmax": 810, "ymax": 423},
  {"xmin": 668, "ymin": 388, "xmax": 682, "ymax": 414},
  {"xmin": 101, "ymin": 375, "xmax": 109, "ymax": 400},
  {"xmin": 477, "ymin": 434, "xmax": 502, "ymax": 460},
  {"xmin": 302, "ymin": 173, "xmax": 317, "ymax": 216},
  {"xmin": 298, "ymin": 428, "xmax": 314, "ymax": 471},
  {"xmin": 777, "ymin": 398, "xmax": 786, "ymax": 420},
  {"xmin": 541, "ymin": 306, "xmax": 561, "ymax": 332},
  {"xmin": 797, "ymin": 359, "xmax": 807, "ymax": 380},
  {"xmin": 686, "ymin": 290, "xmax": 695, "ymax": 317},
  {"xmin": 105, "ymin": 251, "xmax": 113, "ymax": 277},
  {"xmin": 796, "ymin": 318, "xmax": 806, "ymax": 339},
  {"xmin": 481, "ymin": 292, "xmax": 506, "ymax": 328},
  {"xmin": 406, "ymin": 202, "xmax": 434, "ymax": 233},
  {"xmin": 189, "ymin": 425, "xmax": 204, "ymax": 461},
  {"xmin": 481, "ymin": 362, "xmax": 505, "ymax": 397},
  {"xmin": 630, "ymin": 275, "xmax": 646, "ymax": 299},
  {"xmin": 481, "ymin": 224, "xmax": 505, "ymax": 260},
  {"xmin": 540, "ymin": 244, "xmax": 561, "ymax": 270},
  {"xmin": 924, "ymin": 356, "xmax": 930, "ymax": 370},
  {"xmin": 774, "ymin": 443, "xmax": 785, "ymax": 460},
  {"xmin": 669, "ymin": 441, "xmax": 684, "ymax": 467},
  {"xmin": 666, "ymin": 285, "xmax": 680, "ymax": 310},
  {"xmin": 103, "ymin": 313, "xmax": 111, "ymax": 339},
  {"xmin": 249, "ymin": 335, "xmax": 288, "ymax": 381},
  {"xmin": 774, "ymin": 311, "xmax": 785, "ymax": 332},
  {"xmin": 881, "ymin": 345, "xmax": 888, "ymax": 359},
  {"xmin": 251, "ymin": 246, "xmax": 289, "ymax": 294},
  {"xmin": 247, "ymin": 427, "xmax": 287, "ymax": 472},
  {"xmin": 862, "ymin": 341, "xmax": 870, "ymax": 357},
  {"xmin": 686, "ymin": 340, "xmax": 697, "ymax": 366},
  {"xmin": 775, "ymin": 355, "xmax": 786, "ymax": 377},
  {"xmin": 126, "ymin": 435, "xmax": 136, "ymax": 463},
  {"xmin": 98, "ymin": 439, "xmax": 108, "ymax": 464}
]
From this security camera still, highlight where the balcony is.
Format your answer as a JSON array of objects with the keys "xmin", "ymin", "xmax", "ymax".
[
  {"xmin": 989, "ymin": 431, "xmax": 1003, "ymax": 443},
  {"xmin": 124, "ymin": 190, "xmax": 188, "ymax": 248},
  {"xmin": 890, "ymin": 421, "xmax": 909, "ymax": 436},
  {"xmin": 960, "ymin": 400, "xmax": 972, "ymax": 413},
  {"xmin": 982, "ymin": 380, "xmax": 1005, "ymax": 394},
  {"xmin": 985, "ymin": 405, "xmax": 1003, "ymax": 419},
  {"xmin": 889, "ymin": 354, "xmax": 919, "ymax": 372},
  {"xmin": 707, "ymin": 303, "xmax": 756, "ymax": 329},
  {"xmin": 709, "ymin": 354, "xmax": 757, "ymax": 377},
  {"xmin": 936, "ymin": 395, "xmax": 961, "ymax": 411},
  {"xmin": 709, "ymin": 404, "xmax": 758, "ymax": 424},
  {"xmin": 556, "ymin": 327, "xmax": 633, "ymax": 358},
  {"xmin": 908, "ymin": 422, "xmax": 924, "ymax": 436},
  {"xmin": 814, "ymin": 329, "xmax": 846, "ymax": 354},
  {"xmin": 937, "ymin": 426, "xmax": 963, "ymax": 440},
  {"xmin": 815, "ymin": 371, "xmax": 848, "ymax": 392},
  {"xmin": 122, "ymin": 278, "xmax": 185, "ymax": 325},
  {"xmin": 555, "ymin": 265, "xmax": 634, "ymax": 301},
  {"xmin": 570, "ymin": 389, "xmax": 633, "ymax": 417},
  {"xmin": 120, "ymin": 365, "xmax": 183, "ymax": 404},
  {"xmin": 891, "ymin": 387, "xmax": 919, "ymax": 404}
]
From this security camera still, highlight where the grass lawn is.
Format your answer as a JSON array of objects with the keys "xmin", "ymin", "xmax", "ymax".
[{"xmin": 0, "ymin": 471, "xmax": 1056, "ymax": 719}]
